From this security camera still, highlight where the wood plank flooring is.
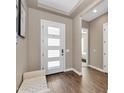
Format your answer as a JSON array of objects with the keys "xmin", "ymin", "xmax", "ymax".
[{"xmin": 46, "ymin": 67, "xmax": 108, "ymax": 93}]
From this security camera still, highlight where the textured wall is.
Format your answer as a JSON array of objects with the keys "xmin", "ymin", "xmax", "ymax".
[{"xmin": 16, "ymin": 0, "xmax": 28, "ymax": 90}]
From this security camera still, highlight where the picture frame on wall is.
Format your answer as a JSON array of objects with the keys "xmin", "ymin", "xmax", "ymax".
[
  {"xmin": 16, "ymin": 0, "xmax": 19, "ymax": 44},
  {"xmin": 17, "ymin": 0, "xmax": 26, "ymax": 38}
]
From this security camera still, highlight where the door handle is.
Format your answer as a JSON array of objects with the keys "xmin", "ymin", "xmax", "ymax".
[
  {"xmin": 62, "ymin": 49, "xmax": 64, "ymax": 53},
  {"xmin": 61, "ymin": 49, "xmax": 64, "ymax": 56}
]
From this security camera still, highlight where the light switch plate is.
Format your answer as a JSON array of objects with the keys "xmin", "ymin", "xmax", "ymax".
[
  {"xmin": 93, "ymin": 49, "xmax": 96, "ymax": 52},
  {"xmin": 66, "ymin": 49, "xmax": 70, "ymax": 52}
]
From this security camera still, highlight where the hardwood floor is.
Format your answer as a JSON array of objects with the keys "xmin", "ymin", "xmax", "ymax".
[{"xmin": 47, "ymin": 67, "xmax": 108, "ymax": 93}]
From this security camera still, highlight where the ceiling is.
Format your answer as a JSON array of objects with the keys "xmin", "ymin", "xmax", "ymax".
[
  {"xmin": 26, "ymin": 0, "xmax": 102, "ymax": 18},
  {"xmin": 81, "ymin": 0, "xmax": 108, "ymax": 22},
  {"xmin": 38, "ymin": 0, "xmax": 82, "ymax": 13}
]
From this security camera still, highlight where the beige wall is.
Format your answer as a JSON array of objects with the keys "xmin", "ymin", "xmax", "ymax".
[
  {"xmin": 28, "ymin": 8, "xmax": 73, "ymax": 71},
  {"xmin": 72, "ymin": 15, "xmax": 82, "ymax": 72},
  {"xmin": 16, "ymin": 0, "xmax": 28, "ymax": 90},
  {"xmin": 89, "ymin": 13, "xmax": 108, "ymax": 69}
]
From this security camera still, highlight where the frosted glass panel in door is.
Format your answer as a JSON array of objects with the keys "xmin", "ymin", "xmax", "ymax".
[
  {"xmin": 48, "ymin": 61, "xmax": 60, "ymax": 68},
  {"xmin": 48, "ymin": 27, "xmax": 60, "ymax": 35},
  {"xmin": 48, "ymin": 50, "xmax": 60, "ymax": 58},
  {"xmin": 48, "ymin": 38, "xmax": 60, "ymax": 46}
]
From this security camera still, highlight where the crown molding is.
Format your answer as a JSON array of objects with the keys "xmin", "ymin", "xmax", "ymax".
[{"xmin": 37, "ymin": 0, "xmax": 84, "ymax": 16}]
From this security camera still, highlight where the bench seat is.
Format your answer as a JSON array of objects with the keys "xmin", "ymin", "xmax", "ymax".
[{"xmin": 18, "ymin": 70, "xmax": 51, "ymax": 93}]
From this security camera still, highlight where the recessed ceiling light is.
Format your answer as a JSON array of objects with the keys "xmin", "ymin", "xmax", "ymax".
[{"xmin": 93, "ymin": 9, "xmax": 98, "ymax": 13}]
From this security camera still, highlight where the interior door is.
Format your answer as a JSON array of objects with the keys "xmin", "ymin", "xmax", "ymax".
[
  {"xmin": 82, "ymin": 28, "xmax": 88, "ymax": 66},
  {"xmin": 103, "ymin": 23, "xmax": 108, "ymax": 73},
  {"xmin": 42, "ymin": 20, "xmax": 65, "ymax": 75}
]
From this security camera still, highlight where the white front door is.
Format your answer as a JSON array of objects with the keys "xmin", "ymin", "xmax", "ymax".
[
  {"xmin": 41, "ymin": 20, "xmax": 65, "ymax": 75},
  {"xmin": 103, "ymin": 23, "xmax": 108, "ymax": 73}
]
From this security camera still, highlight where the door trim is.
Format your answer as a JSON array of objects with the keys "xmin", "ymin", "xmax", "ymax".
[
  {"xmin": 40, "ymin": 19, "xmax": 66, "ymax": 75},
  {"xmin": 103, "ymin": 23, "xmax": 108, "ymax": 73},
  {"xmin": 81, "ymin": 28, "xmax": 89, "ymax": 66}
]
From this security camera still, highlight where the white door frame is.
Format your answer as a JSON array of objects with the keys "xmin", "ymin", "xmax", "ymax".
[
  {"xmin": 40, "ymin": 19, "xmax": 66, "ymax": 75},
  {"xmin": 103, "ymin": 23, "xmax": 108, "ymax": 73},
  {"xmin": 81, "ymin": 28, "xmax": 89, "ymax": 66}
]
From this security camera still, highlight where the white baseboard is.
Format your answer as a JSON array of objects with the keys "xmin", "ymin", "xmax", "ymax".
[
  {"xmin": 88, "ymin": 65, "xmax": 105, "ymax": 72},
  {"xmin": 72, "ymin": 68, "xmax": 82, "ymax": 76},
  {"xmin": 64, "ymin": 68, "xmax": 82, "ymax": 76},
  {"xmin": 64, "ymin": 68, "xmax": 73, "ymax": 72}
]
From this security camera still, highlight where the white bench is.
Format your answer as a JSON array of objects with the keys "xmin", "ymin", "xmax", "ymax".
[{"xmin": 18, "ymin": 70, "xmax": 51, "ymax": 93}]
